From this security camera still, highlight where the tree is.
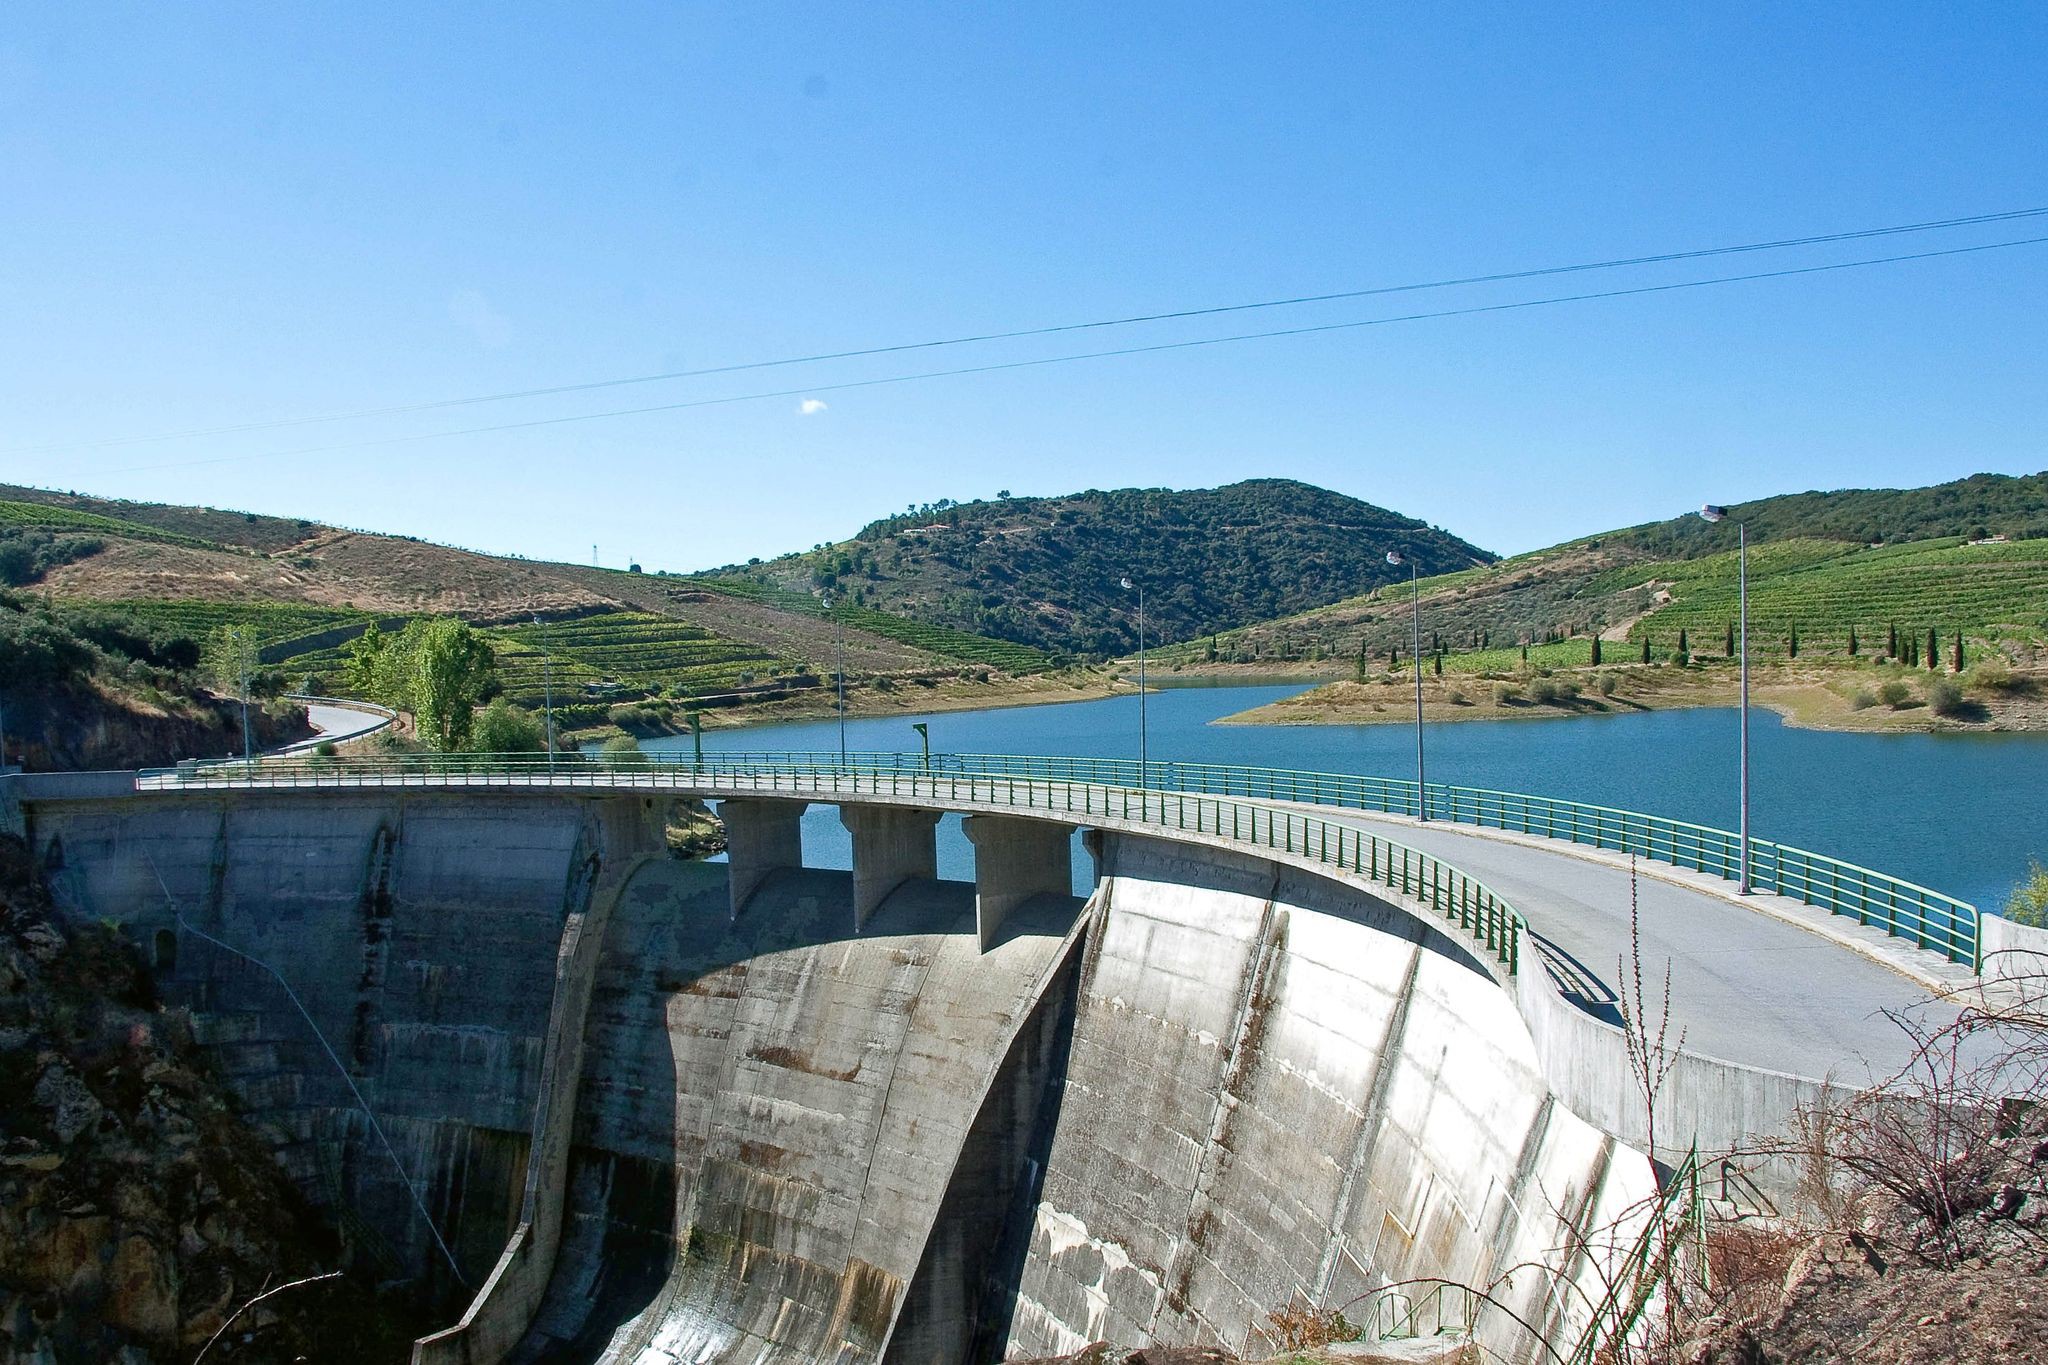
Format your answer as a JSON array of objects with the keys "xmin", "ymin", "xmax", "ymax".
[
  {"xmin": 1677, "ymin": 627, "xmax": 1689, "ymax": 656},
  {"xmin": 1888, "ymin": 623, "xmax": 1900, "ymax": 659},
  {"xmin": 347, "ymin": 617, "xmax": 497, "ymax": 751},
  {"xmin": 1848, "ymin": 625, "xmax": 1859, "ymax": 656},
  {"xmin": 470, "ymin": 699, "xmax": 544, "ymax": 753},
  {"xmin": 1725, "ymin": 621, "xmax": 1735, "ymax": 657},
  {"xmin": 1641, "ymin": 637, "xmax": 1651, "ymax": 664},
  {"xmin": 1926, "ymin": 626, "xmax": 1939, "ymax": 672},
  {"xmin": 1354, "ymin": 636, "xmax": 1369, "ymax": 683},
  {"xmin": 1432, "ymin": 651, "xmax": 1442, "ymax": 676},
  {"xmin": 201, "ymin": 625, "xmax": 259, "ymax": 702},
  {"xmin": 1788, "ymin": 624, "xmax": 1798, "ymax": 659},
  {"xmin": 1953, "ymin": 630, "xmax": 1965, "ymax": 673},
  {"xmin": 1591, "ymin": 636, "xmax": 1603, "ymax": 666}
]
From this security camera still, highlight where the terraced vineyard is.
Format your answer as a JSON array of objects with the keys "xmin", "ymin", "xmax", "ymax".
[
  {"xmin": 695, "ymin": 577, "xmax": 1059, "ymax": 673},
  {"xmin": 490, "ymin": 613, "xmax": 791, "ymax": 703},
  {"xmin": 1625, "ymin": 536, "xmax": 2048, "ymax": 655},
  {"xmin": 0, "ymin": 500, "xmax": 223, "ymax": 551},
  {"xmin": 67, "ymin": 598, "xmax": 372, "ymax": 650}
]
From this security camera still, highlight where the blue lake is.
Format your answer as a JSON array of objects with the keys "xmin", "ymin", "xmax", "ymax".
[{"xmin": 637, "ymin": 683, "xmax": 2047, "ymax": 914}]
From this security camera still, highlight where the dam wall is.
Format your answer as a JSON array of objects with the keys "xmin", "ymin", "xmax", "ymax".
[
  {"xmin": 22, "ymin": 786, "xmax": 1664, "ymax": 1363},
  {"xmin": 24, "ymin": 790, "xmax": 666, "ymax": 1299},
  {"xmin": 994, "ymin": 833, "xmax": 1653, "ymax": 1360}
]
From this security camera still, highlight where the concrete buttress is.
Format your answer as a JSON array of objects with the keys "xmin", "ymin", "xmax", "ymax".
[
  {"xmin": 962, "ymin": 814, "xmax": 1074, "ymax": 950},
  {"xmin": 839, "ymin": 803, "xmax": 941, "ymax": 929},
  {"xmin": 716, "ymin": 798, "xmax": 807, "ymax": 918}
]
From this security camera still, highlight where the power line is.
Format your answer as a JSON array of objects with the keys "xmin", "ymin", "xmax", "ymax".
[
  {"xmin": 93, "ymin": 231, "xmax": 2048, "ymax": 479},
  {"xmin": 19, "ymin": 204, "xmax": 2048, "ymax": 457}
]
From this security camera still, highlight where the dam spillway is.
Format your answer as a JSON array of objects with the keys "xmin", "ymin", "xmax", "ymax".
[{"xmin": 22, "ymin": 786, "xmax": 1656, "ymax": 1364}]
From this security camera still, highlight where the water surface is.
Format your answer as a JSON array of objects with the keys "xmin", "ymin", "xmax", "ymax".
[{"xmin": 638, "ymin": 684, "xmax": 2045, "ymax": 912}]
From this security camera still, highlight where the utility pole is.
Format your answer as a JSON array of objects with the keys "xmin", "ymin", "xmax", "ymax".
[{"xmin": 821, "ymin": 591, "xmax": 847, "ymax": 764}]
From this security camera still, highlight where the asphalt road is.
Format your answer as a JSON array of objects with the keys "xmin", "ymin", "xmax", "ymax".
[
  {"xmin": 1317, "ymin": 806, "xmax": 1976, "ymax": 1082},
  {"xmin": 274, "ymin": 698, "xmax": 393, "ymax": 753}
]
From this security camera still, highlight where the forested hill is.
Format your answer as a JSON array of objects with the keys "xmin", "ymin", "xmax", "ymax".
[
  {"xmin": 1593, "ymin": 470, "xmax": 2048, "ymax": 558},
  {"xmin": 722, "ymin": 479, "xmax": 1494, "ymax": 655}
]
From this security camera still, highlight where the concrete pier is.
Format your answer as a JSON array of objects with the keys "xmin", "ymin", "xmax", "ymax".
[
  {"xmin": 717, "ymin": 798, "xmax": 807, "ymax": 918},
  {"xmin": 963, "ymin": 814, "xmax": 1074, "ymax": 949},
  {"xmin": 840, "ymin": 803, "xmax": 942, "ymax": 929}
]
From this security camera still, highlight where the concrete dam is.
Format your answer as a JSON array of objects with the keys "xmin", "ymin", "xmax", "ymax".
[{"xmin": 22, "ymin": 779, "xmax": 1673, "ymax": 1363}]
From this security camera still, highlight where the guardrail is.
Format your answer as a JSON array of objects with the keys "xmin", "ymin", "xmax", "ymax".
[
  {"xmin": 136, "ymin": 752, "xmax": 1524, "ymax": 977},
  {"xmin": 134, "ymin": 745, "xmax": 1979, "ymax": 969},
  {"xmin": 695, "ymin": 751, "xmax": 1980, "ymax": 968}
]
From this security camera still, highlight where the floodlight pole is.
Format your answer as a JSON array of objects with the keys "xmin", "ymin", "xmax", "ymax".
[
  {"xmin": 535, "ymin": 615, "xmax": 555, "ymax": 772},
  {"xmin": 1386, "ymin": 551, "xmax": 1427, "ymax": 821},
  {"xmin": 1121, "ymin": 577, "xmax": 1148, "ymax": 789},
  {"xmin": 1700, "ymin": 505, "xmax": 1751, "ymax": 893}
]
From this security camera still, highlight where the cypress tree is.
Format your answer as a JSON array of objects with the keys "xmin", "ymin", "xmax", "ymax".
[
  {"xmin": 1788, "ymin": 624, "xmax": 1798, "ymax": 659},
  {"xmin": 1953, "ymin": 631, "xmax": 1965, "ymax": 672},
  {"xmin": 1641, "ymin": 637, "xmax": 1651, "ymax": 664},
  {"xmin": 1355, "ymin": 636, "xmax": 1369, "ymax": 683},
  {"xmin": 1591, "ymin": 636, "xmax": 1603, "ymax": 666},
  {"xmin": 1678, "ymin": 627, "xmax": 1689, "ymax": 655},
  {"xmin": 1888, "ymin": 623, "xmax": 1899, "ymax": 659},
  {"xmin": 1927, "ymin": 627, "xmax": 1939, "ymax": 671},
  {"xmin": 1521, "ymin": 641, "xmax": 1529, "ymax": 663},
  {"xmin": 1848, "ymin": 626, "xmax": 1859, "ymax": 656},
  {"xmin": 1725, "ymin": 622, "xmax": 1735, "ymax": 657},
  {"xmin": 1432, "ymin": 652, "xmax": 1443, "ymax": 676}
]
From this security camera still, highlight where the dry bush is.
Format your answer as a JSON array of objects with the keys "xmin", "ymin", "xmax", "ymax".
[{"xmin": 1262, "ymin": 1299, "xmax": 1362, "ymax": 1352}]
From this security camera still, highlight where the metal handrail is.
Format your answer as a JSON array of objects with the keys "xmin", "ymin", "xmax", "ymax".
[
  {"xmin": 136, "ymin": 753, "xmax": 1525, "ymax": 977},
  {"xmin": 136, "ymin": 746, "xmax": 1980, "ymax": 968}
]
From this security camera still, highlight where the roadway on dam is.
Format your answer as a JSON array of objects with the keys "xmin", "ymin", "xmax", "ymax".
[{"xmin": 1306, "ymin": 803, "xmax": 1979, "ymax": 1082}]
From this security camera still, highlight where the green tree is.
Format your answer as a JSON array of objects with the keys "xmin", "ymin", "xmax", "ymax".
[
  {"xmin": 1926, "ymin": 626, "xmax": 1939, "ymax": 671},
  {"xmin": 1354, "ymin": 636, "xmax": 1369, "ymax": 683},
  {"xmin": 201, "ymin": 624, "xmax": 260, "ymax": 702},
  {"xmin": 1787, "ymin": 624, "xmax": 1798, "ymax": 659},
  {"xmin": 470, "ymin": 699, "xmax": 544, "ymax": 753},
  {"xmin": 347, "ymin": 618, "xmax": 497, "ymax": 751},
  {"xmin": 1952, "ymin": 630, "xmax": 1965, "ymax": 672},
  {"xmin": 1640, "ymin": 637, "xmax": 1651, "ymax": 664},
  {"xmin": 1887, "ymin": 623, "xmax": 1899, "ymax": 659},
  {"xmin": 599, "ymin": 734, "xmax": 644, "ymax": 767},
  {"xmin": 1677, "ymin": 627, "xmax": 1689, "ymax": 656},
  {"xmin": 1725, "ymin": 622, "xmax": 1734, "ymax": 657},
  {"xmin": 1590, "ymin": 636, "xmax": 1602, "ymax": 666},
  {"xmin": 1847, "ymin": 625, "xmax": 1858, "ymax": 656},
  {"xmin": 2007, "ymin": 861, "xmax": 2048, "ymax": 928}
]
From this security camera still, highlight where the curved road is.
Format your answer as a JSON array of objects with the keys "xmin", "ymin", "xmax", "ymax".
[
  {"xmin": 127, "ymin": 760, "xmax": 1980, "ymax": 1084},
  {"xmin": 1310, "ymin": 805, "xmax": 1979, "ymax": 1082},
  {"xmin": 274, "ymin": 697, "xmax": 394, "ymax": 753}
]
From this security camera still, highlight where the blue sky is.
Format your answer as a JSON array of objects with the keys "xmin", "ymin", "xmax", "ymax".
[{"xmin": 3, "ymin": 5, "xmax": 2044, "ymax": 568}]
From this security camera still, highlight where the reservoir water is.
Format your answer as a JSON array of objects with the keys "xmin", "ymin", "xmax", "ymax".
[{"xmin": 637, "ymin": 682, "xmax": 2047, "ymax": 915}]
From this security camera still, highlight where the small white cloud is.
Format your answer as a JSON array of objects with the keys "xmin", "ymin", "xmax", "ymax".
[
  {"xmin": 799, "ymin": 398, "xmax": 828, "ymax": 416},
  {"xmin": 449, "ymin": 289, "xmax": 512, "ymax": 349}
]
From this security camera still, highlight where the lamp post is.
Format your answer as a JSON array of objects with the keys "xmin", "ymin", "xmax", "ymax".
[
  {"xmin": 1385, "ymin": 550, "xmax": 1427, "ymax": 821},
  {"xmin": 912, "ymin": 721, "xmax": 930, "ymax": 771},
  {"xmin": 233, "ymin": 627, "xmax": 253, "ymax": 763},
  {"xmin": 533, "ymin": 614, "xmax": 555, "ymax": 771},
  {"xmin": 1120, "ymin": 577, "xmax": 1147, "ymax": 789},
  {"xmin": 820, "ymin": 592, "xmax": 847, "ymax": 764},
  {"xmin": 1699, "ymin": 504, "xmax": 1750, "ymax": 894}
]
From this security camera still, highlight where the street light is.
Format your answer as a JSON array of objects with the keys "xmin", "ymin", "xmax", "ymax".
[
  {"xmin": 912, "ymin": 721, "xmax": 931, "ymax": 771},
  {"xmin": 820, "ymin": 591, "xmax": 847, "ymax": 764},
  {"xmin": 1385, "ymin": 550, "xmax": 1427, "ymax": 821},
  {"xmin": 533, "ymin": 614, "xmax": 555, "ymax": 772},
  {"xmin": 1120, "ymin": 577, "xmax": 1147, "ymax": 788},
  {"xmin": 1699, "ymin": 504, "xmax": 1751, "ymax": 894}
]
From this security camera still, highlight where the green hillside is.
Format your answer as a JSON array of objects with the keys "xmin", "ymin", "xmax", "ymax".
[
  {"xmin": 1157, "ymin": 472, "xmax": 2048, "ymax": 668},
  {"xmin": 713, "ymin": 478, "xmax": 1493, "ymax": 657}
]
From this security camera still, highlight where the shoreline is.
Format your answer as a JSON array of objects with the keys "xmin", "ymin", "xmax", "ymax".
[{"xmin": 1203, "ymin": 663, "xmax": 2048, "ymax": 735}]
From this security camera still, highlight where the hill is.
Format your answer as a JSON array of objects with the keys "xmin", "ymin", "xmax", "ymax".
[
  {"xmin": 712, "ymin": 478, "xmax": 1494, "ymax": 655},
  {"xmin": 0, "ymin": 485, "xmax": 1065, "ymax": 736},
  {"xmin": 1157, "ymin": 471, "xmax": 2048, "ymax": 669}
]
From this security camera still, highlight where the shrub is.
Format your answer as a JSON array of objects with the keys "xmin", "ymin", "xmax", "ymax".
[
  {"xmin": 1926, "ymin": 677, "xmax": 1965, "ymax": 717},
  {"xmin": 1494, "ymin": 683, "xmax": 1519, "ymax": 705},
  {"xmin": 1965, "ymin": 657, "xmax": 2016, "ymax": 693},
  {"xmin": 1878, "ymin": 679, "xmax": 1912, "ymax": 707},
  {"xmin": 471, "ymin": 699, "xmax": 545, "ymax": 752},
  {"xmin": 1529, "ymin": 678, "xmax": 1560, "ymax": 704},
  {"xmin": 1447, "ymin": 688, "xmax": 1469, "ymax": 705},
  {"xmin": 599, "ymin": 734, "xmax": 646, "ymax": 767},
  {"xmin": 2007, "ymin": 861, "xmax": 2048, "ymax": 928},
  {"xmin": 1597, "ymin": 673, "xmax": 1618, "ymax": 697},
  {"xmin": 1849, "ymin": 688, "xmax": 1878, "ymax": 711}
]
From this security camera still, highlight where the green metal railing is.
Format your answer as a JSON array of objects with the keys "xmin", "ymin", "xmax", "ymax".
[
  {"xmin": 136, "ymin": 752, "xmax": 1525, "ymax": 976},
  {"xmin": 1568, "ymin": 1146, "xmax": 1706, "ymax": 1365},
  {"xmin": 136, "ymin": 745, "xmax": 1979, "ymax": 968},
  {"xmin": 667, "ymin": 751, "xmax": 1980, "ymax": 967}
]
